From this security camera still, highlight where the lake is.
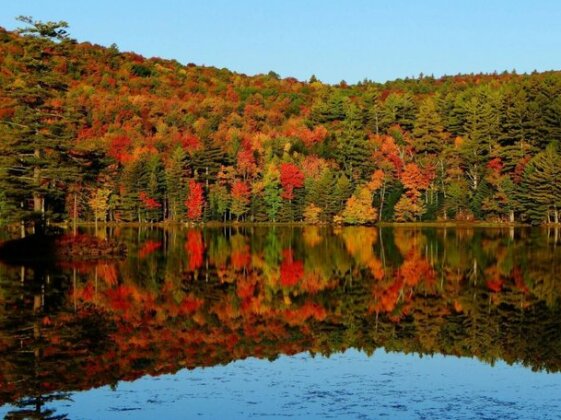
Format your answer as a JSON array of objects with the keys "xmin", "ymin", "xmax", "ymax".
[{"xmin": 1, "ymin": 226, "xmax": 560, "ymax": 419}]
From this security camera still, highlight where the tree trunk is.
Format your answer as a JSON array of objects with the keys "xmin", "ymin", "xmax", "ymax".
[
  {"xmin": 379, "ymin": 180, "xmax": 386, "ymax": 222},
  {"xmin": 509, "ymin": 210, "xmax": 514, "ymax": 223},
  {"xmin": 73, "ymin": 193, "xmax": 78, "ymax": 236},
  {"xmin": 33, "ymin": 149, "xmax": 42, "ymax": 229}
]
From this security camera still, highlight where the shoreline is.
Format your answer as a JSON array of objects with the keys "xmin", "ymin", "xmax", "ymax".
[
  {"xmin": 6, "ymin": 221, "xmax": 561, "ymax": 238},
  {"xmin": 44, "ymin": 220, "xmax": 553, "ymax": 229}
]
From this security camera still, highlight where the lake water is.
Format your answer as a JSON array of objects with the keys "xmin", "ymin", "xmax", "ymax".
[{"xmin": 1, "ymin": 226, "xmax": 560, "ymax": 419}]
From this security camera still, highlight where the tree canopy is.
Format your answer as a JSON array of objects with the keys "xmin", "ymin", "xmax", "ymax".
[{"xmin": 1, "ymin": 19, "xmax": 560, "ymax": 230}]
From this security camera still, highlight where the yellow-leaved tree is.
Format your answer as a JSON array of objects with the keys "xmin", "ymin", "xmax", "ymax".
[{"xmin": 89, "ymin": 188, "xmax": 111, "ymax": 231}]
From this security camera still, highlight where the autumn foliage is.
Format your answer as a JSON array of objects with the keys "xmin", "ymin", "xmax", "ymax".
[
  {"xmin": 185, "ymin": 180, "xmax": 204, "ymax": 221},
  {"xmin": 1, "ymin": 22, "xmax": 561, "ymax": 227}
]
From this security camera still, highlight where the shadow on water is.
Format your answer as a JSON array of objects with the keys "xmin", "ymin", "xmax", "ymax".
[{"xmin": 0, "ymin": 225, "xmax": 561, "ymax": 417}]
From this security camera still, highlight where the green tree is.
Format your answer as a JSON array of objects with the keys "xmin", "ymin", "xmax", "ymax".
[
  {"xmin": 208, "ymin": 183, "xmax": 230, "ymax": 221},
  {"xmin": 412, "ymin": 96, "xmax": 447, "ymax": 155},
  {"xmin": 499, "ymin": 85, "xmax": 540, "ymax": 170},
  {"xmin": 15, "ymin": 16, "xmax": 70, "ymax": 40},
  {"xmin": 0, "ymin": 17, "xmax": 79, "ymax": 233},
  {"xmin": 165, "ymin": 147, "xmax": 187, "ymax": 221},
  {"xmin": 518, "ymin": 142, "xmax": 561, "ymax": 224},
  {"xmin": 263, "ymin": 164, "xmax": 282, "ymax": 222},
  {"xmin": 333, "ymin": 173, "xmax": 353, "ymax": 214},
  {"xmin": 306, "ymin": 169, "xmax": 337, "ymax": 222},
  {"xmin": 337, "ymin": 103, "xmax": 371, "ymax": 180},
  {"xmin": 146, "ymin": 155, "xmax": 165, "ymax": 221},
  {"xmin": 379, "ymin": 92, "xmax": 416, "ymax": 131},
  {"xmin": 119, "ymin": 158, "xmax": 147, "ymax": 222}
]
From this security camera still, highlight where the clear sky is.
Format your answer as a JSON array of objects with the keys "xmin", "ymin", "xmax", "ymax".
[{"xmin": 1, "ymin": 0, "xmax": 561, "ymax": 84}]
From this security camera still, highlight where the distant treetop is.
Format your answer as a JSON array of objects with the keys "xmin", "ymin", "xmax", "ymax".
[{"xmin": 16, "ymin": 15, "xmax": 70, "ymax": 41}]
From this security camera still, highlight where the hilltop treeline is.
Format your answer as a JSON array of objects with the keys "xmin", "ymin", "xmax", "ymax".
[{"xmin": 1, "ymin": 19, "xmax": 561, "ymax": 229}]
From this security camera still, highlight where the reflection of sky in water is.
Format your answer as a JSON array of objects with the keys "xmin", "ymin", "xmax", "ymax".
[{"xmin": 4, "ymin": 349, "xmax": 560, "ymax": 419}]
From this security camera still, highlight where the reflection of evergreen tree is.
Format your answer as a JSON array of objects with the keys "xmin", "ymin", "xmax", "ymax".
[{"xmin": 6, "ymin": 393, "xmax": 71, "ymax": 420}]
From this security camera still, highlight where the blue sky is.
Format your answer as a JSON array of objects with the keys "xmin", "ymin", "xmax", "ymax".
[{"xmin": 1, "ymin": 0, "xmax": 561, "ymax": 84}]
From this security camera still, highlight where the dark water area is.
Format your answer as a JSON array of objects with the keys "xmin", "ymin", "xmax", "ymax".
[{"xmin": 0, "ymin": 226, "xmax": 561, "ymax": 419}]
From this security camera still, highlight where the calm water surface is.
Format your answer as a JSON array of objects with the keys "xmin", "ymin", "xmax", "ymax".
[{"xmin": 0, "ymin": 226, "xmax": 560, "ymax": 419}]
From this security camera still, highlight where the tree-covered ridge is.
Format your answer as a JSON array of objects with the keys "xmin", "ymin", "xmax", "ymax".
[
  {"xmin": 1, "ymin": 226, "xmax": 560, "ymax": 412},
  {"xmin": 1, "ymin": 20, "xmax": 561, "ymax": 228}
]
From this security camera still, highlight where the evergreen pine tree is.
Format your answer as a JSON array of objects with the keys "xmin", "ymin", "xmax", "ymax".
[
  {"xmin": 518, "ymin": 142, "xmax": 561, "ymax": 223},
  {"xmin": 165, "ymin": 147, "xmax": 187, "ymax": 221},
  {"xmin": 337, "ymin": 104, "xmax": 372, "ymax": 180},
  {"xmin": 0, "ymin": 17, "xmax": 80, "ymax": 233},
  {"xmin": 412, "ymin": 96, "xmax": 447, "ymax": 154}
]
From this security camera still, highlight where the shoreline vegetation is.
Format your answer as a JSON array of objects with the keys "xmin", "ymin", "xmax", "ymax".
[
  {"xmin": 56, "ymin": 220, "xmax": 536, "ymax": 228},
  {"xmin": 0, "ymin": 232, "xmax": 126, "ymax": 264},
  {"xmin": 13, "ymin": 219, "xmax": 561, "ymax": 233},
  {"xmin": 2, "ymin": 18, "xmax": 561, "ymax": 238}
]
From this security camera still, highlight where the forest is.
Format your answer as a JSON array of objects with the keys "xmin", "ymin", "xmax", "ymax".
[{"xmin": 1, "ymin": 18, "xmax": 561, "ymax": 231}]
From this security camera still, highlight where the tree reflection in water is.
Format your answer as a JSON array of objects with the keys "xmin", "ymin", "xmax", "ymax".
[{"xmin": 1, "ymin": 226, "xmax": 560, "ymax": 417}]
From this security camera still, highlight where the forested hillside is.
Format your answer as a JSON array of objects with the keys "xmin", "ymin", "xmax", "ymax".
[{"xmin": 1, "ymin": 19, "xmax": 561, "ymax": 229}]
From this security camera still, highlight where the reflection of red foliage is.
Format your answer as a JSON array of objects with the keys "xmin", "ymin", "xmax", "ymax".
[
  {"xmin": 453, "ymin": 300, "xmax": 463, "ymax": 313},
  {"xmin": 138, "ymin": 240, "xmax": 162, "ymax": 258},
  {"xmin": 280, "ymin": 248, "xmax": 304, "ymax": 287},
  {"xmin": 399, "ymin": 251, "xmax": 435, "ymax": 288},
  {"xmin": 283, "ymin": 301, "xmax": 327, "ymax": 325},
  {"xmin": 236, "ymin": 278, "xmax": 255, "ymax": 300},
  {"xmin": 375, "ymin": 278, "xmax": 403, "ymax": 314},
  {"xmin": 185, "ymin": 230, "xmax": 204, "ymax": 270},
  {"xmin": 486, "ymin": 278, "xmax": 503, "ymax": 292},
  {"xmin": 107, "ymin": 285, "xmax": 134, "ymax": 312},
  {"xmin": 512, "ymin": 267, "xmax": 529, "ymax": 293},
  {"xmin": 76, "ymin": 283, "xmax": 95, "ymax": 301},
  {"xmin": 97, "ymin": 262, "xmax": 118, "ymax": 286},
  {"xmin": 178, "ymin": 295, "xmax": 204, "ymax": 315},
  {"xmin": 231, "ymin": 245, "xmax": 250, "ymax": 270},
  {"xmin": 485, "ymin": 267, "xmax": 504, "ymax": 292}
]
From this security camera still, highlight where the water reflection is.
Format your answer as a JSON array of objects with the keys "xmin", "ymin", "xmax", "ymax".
[{"xmin": 1, "ymin": 226, "xmax": 560, "ymax": 417}]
